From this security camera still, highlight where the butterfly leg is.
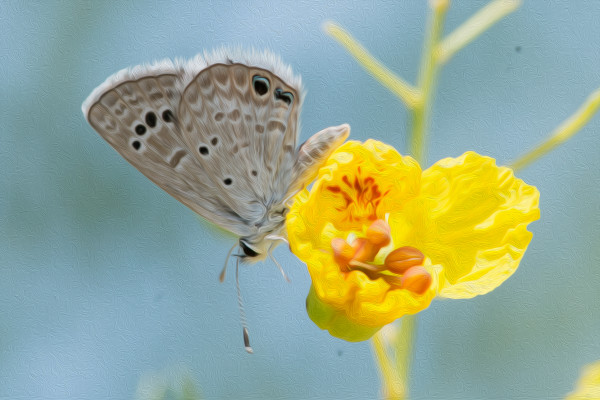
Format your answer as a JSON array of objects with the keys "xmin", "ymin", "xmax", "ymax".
[
  {"xmin": 219, "ymin": 242, "xmax": 239, "ymax": 283},
  {"xmin": 269, "ymin": 252, "xmax": 291, "ymax": 283}
]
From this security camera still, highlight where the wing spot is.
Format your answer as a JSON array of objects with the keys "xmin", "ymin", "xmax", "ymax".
[
  {"xmin": 232, "ymin": 144, "xmax": 239, "ymax": 154},
  {"xmin": 275, "ymin": 89, "xmax": 294, "ymax": 106},
  {"xmin": 252, "ymin": 75, "xmax": 270, "ymax": 96},
  {"xmin": 135, "ymin": 124, "xmax": 146, "ymax": 135},
  {"xmin": 228, "ymin": 109, "xmax": 240, "ymax": 121},
  {"xmin": 145, "ymin": 112, "xmax": 157, "ymax": 128},
  {"xmin": 214, "ymin": 112, "xmax": 224, "ymax": 121},
  {"xmin": 197, "ymin": 74, "xmax": 212, "ymax": 89},
  {"xmin": 186, "ymin": 91, "xmax": 199, "ymax": 104},
  {"xmin": 162, "ymin": 109, "xmax": 174, "ymax": 122},
  {"xmin": 284, "ymin": 144, "xmax": 294, "ymax": 153},
  {"xmin": 211, "ymin": 137, "xmax": 218, "ymax": 146},
  {"xmin": 132, "ymin": 140, "xmax": 141, "ymax": 150},
  {"xmin": 233, "ymin": 67, "xmax": 247, "ymax": 87},
  {"xmin": 169, "ymin": 149, "xmax": 187, "ymax": 167},
  {"xmin": 255, "ymin": 124, "xmax": 265, "ymax": 134},
  {"xmin": 213, "ymin": 66, "xmax": 229, "ymax": 85},
  {"xmin": 251, "ymin": 170, "xmax": 258, "ymax": 177},
  {"xmin": 114, "ymin": 103, "xmax": 126, "ymax": 116},
  {"xmin": 165, "ymin": 90, "xmax": 177, "ymax": 100},
  {"xmin": 245, "ymin": 114, "xmax": 252, "ymax": 122},
  {"xmin": 223, "ymin": 178, "xmax": 233, "ymax": 185},
  {"xmin": 199, "ymin": 146, "xmax": 209, "ymax": 156},
  {"xmin": 105, "ymin": 118, "xmax": 117, "ymax": 131},
  {"xmin": 149, "ymin": 92, "xmax": 163, "ymax": 101},
  {"xmin": 267, "ymin": 120, "xmax": 286, "ymax": 133}
]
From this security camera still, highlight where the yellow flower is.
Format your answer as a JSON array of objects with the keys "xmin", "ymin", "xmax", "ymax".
[
  {"xmin": 566, "ymin": 361, "xmax": 600, "ymax": 400},
  {"xmin": 287, "ymin": 140, "xmax": 540, "ymax": 341}
]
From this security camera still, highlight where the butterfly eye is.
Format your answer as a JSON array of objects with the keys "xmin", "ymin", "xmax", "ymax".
[
  {"xmin": 240, "ymin": 240, "xmax": 259, "ymax": 257},
  {"xmin": 275, "ymin": 89, "xmax": 294, "ymax": 106},
  {"xmin": 252, "ymin": 75, "xmax": 270, "ymax": 96}
]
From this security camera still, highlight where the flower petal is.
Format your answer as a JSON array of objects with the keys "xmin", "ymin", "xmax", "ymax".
[
  {"xmin": 566, "ymin": 361, "xmax": 600, "ymax": 400},
  {"xmin": 391, "ymin": 151, "xmax": 540, "ymax": 298},
  {"xmin": 287, "ymin": 141, "xmax": 434, "ymax": 337}
]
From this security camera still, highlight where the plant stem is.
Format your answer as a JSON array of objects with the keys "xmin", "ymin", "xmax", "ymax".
[
  {"xmin": 510, "ymin": 88, "xmax": 600, "ymax": 172},
  {"xmin": 394, "ymin": 316, "xmax": 417, "ymax": 399},
  {"xmin": 410, "ymin": 0, "xmax": 449, "ymax": 164},
  {"xmin": 323, "ymin": 21, "xmax": 421, "ymax": 109},
  {"xmin": 372, "ymin": 316, "xmax": 418, "ymax": 400},
  {"xmin": 373, "ymin": 329, "xmax": 403, "ymax": 399},
  {"xmin": 436, "ymin": 0, "xmax": 521, "ymax": 65}
]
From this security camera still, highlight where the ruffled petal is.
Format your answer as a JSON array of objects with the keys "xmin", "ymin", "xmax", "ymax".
[
  {"xmin": 410, "ymin": 151, "xmax": 539, "ymax": 298},
  {"xmin": 288, "ymin": 143, "xmax": 539, "ymax": 341},
  {"xmin": 287, "ymin": 141, "xmax": 433, "ymax": 339},
  {"xmin": 566, "ymin": 361, "xmax": 600, "ymax": 400}
]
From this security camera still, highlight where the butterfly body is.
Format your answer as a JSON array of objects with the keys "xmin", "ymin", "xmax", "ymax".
[{"xmin": 83, "ymin": 49, "xmax": 349, "ymax": 262}]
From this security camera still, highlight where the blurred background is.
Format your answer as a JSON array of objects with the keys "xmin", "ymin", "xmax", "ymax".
[{"xmin": 1, "ymin": 1, "xmax": 599, "ymax": 399}]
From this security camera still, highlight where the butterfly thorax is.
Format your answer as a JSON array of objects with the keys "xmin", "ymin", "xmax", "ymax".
[{"xmin": 238, "ymin": 204, "xmax": 288, "ymax": 261}]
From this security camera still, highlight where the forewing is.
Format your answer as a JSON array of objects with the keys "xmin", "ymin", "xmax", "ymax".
[
  {"xmin": 82, "ymin": 60, "xmax": 253, "ymax": 237},
  {"xmin": 178, "ymin": 63, "xmax": 302, "ymax": 224}
]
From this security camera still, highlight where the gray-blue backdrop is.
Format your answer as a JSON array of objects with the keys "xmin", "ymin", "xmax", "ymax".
[{"xmin": 1, "ymin": 1, "xmax": 599, "ymax": 399}]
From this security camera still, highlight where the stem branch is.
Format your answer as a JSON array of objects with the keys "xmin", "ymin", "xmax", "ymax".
[
  {"xmin": 510, "ymin": 88, "xmax": 600, "ymax": 172},
  {"xmin": 324, "ymin": 21, "xmax": 421, "ymax": 109}
]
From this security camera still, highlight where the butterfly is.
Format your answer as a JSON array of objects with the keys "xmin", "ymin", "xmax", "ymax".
[{"xmin": 82, "ymin": 48, "xmax": 349, "ymax": 264}]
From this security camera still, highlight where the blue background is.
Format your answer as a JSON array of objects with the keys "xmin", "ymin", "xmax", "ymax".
[{"xmin": 1, "ymin": 1, "xmax": 599, "ymax": 399}]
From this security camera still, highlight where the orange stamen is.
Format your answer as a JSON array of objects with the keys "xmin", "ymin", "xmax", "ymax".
[
  {"xmin": 399, "ymin": 266, "xmax": 432, "ymax": 295},
  {"xmin": 351, "ymin": 238, "xmax": 379, "ymax": 262},
  {"xmin": 384, "ymin": 246, "xmax": 425, "ymax": 274},
  {"xmin": 365, "ymin": 219, "xmax": 391, "ymax": 247},
  {"xmin": 331, "ymin": 238, "xmax": 355, "ymax": 269}
]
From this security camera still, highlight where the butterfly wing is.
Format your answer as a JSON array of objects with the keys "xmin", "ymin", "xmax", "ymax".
[
  {"xmin": 178, "ymin": 59, "xmax": 302, "ymax": 227},
  {"xmin": 287, "ymin": 124, "xmax": 350, "ymax": 199},
  {"xmin": 82, "ymin": 58, "xmax": 254, "ymax": 237}
]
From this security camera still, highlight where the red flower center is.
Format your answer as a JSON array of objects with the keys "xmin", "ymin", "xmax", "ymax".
[{"xmin": 326, "ymin": 167, "xmax": 390, "ymax": 223}]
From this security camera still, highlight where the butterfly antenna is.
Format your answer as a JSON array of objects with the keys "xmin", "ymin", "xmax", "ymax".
[
  {"xmin": 236, "ymin": 255, "xmax": 253, "ymax": 353},
  {"xmin": 219, "ymin": 242, "xmax": 238, "ymax": 283},
  {"xmin": 269, "ymin": 252, "xmax": 291, "ymax": 283}
]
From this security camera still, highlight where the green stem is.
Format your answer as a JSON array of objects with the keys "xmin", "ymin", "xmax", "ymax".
[
  {"xmin": 372, "ymin": 316, "xmax": 418, "ymax": 400},
  {"xmin": 394, "ymin": 316, "xmax": 417, "ymax": 400},
  {"xmin": 323, "ymin": 21, "xmax": 420, "ymax": 108},
  {"xmin": 410, "ymin": 0, "xmax": 449, "ymax": 164},
  {"xmin": 373, "ymin": 330, "xmax": 402, "ymax": 399},
  {"xmin": 510, "ymin": 87, "xmax": 600, "ymax": 172},
  {"xmin": 436, "ymin": 0, "xmax": 521, "ymax": 65}
]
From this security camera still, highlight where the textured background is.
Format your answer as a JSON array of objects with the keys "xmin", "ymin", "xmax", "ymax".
[{"xmin": 1, "ymin": 1, "xmax": 599, "ymax": 399}]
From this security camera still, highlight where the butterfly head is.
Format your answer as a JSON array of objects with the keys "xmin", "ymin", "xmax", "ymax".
[{"xmin": 238, "ymin": 236, "xmax": 279, "ymax": 262}]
